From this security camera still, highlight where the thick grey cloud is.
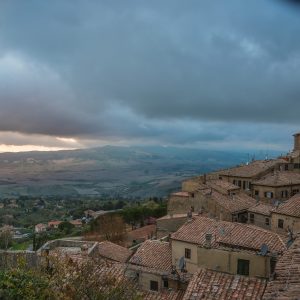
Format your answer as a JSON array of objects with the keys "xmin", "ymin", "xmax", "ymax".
[{"xmin": 0, "ymin": 0, "xmax": 299, "ymax": 150}]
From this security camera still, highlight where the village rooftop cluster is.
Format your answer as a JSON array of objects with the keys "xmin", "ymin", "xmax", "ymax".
[{"xmin": 2, "ymin": 133, "xmax": 300, "ymax": 299}]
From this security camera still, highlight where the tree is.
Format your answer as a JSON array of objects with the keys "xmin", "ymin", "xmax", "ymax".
[
  {"xmin": 49, "ymin": 256, "xmax": 141, "ymax": 300},
  {"xmin": 58, "ymin": 221, "xmax": 75, "ymax": 234},
  {"xmin": 0, "ymin": 261, "xmax": 53, "ymax": 300},
  {"xmin": 0, "ymin": 226, "xmax": 13, "ymax": 250},
  {"xmin": 89, "ymin": 213, "xmax": 126, "ymax": 242}
]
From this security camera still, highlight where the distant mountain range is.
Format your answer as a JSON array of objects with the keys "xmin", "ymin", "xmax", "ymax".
[{"xmin": 0, "ymin": 146, "xmax": 280, "ymax": 199}]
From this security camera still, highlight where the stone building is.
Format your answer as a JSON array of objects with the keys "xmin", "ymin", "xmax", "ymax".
[
  {"xmin": 126, "ymin": 240, "xmax": 175, "ymax": 292},
  {"xmin": 247, "ymin": 203, "xmax": 272, "ymax": 230},
  {"xmin": 170, "ymin": 216, "xmax": 286, "ymax": 278},
  {"xmin": 271, "ymin": 193, "xmax": 300, "ymax": 234},
  {"xmin": 251, "ymin": 171, "xmax": 300, "ymax": 203}
]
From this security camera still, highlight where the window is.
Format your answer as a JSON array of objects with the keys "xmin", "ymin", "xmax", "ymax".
[
  {"xmin": 249, "ymin": 213, "xmax": 254, "ymax": 224},
  {"xmin": 150, "ymin": 280, "xmax": 158, "ymax": 291},
  {"xmin": 243, "ymin": 181, "xmax": 246, "ymax": 189},
  {"xmin": 294, "ymin": 163, "xmax": 300, "ymax": 169},
  {"xmin": 264, "ymin": 192, "xmax": 273, "ymax": 199},
  {"xmin": 254, "ymin": 190, "xmax": 259, "ymax": 196},
  {"xmin": 237, "ymin": 259, "xmax": 250, "ymax": 276},
  {"xmin": 163, "ymin": 279, "xmax": 168, "ymax": 288},
  {"xmin": 233, "ymin": 180, "xmax": 236, "ymax": 185},
  {"xmin": 219, "ymin": 176, "xmax": 223, "ymax": 180},
  {"xmin": 292, "ymin": 189, "xmax": 299, "ymax": 196},
  {"xmin": 185, "ymin": 248, "xmax": 191, "ymax": 259},
  {"xmin": 285, "ymin": 164, "xmax": 289, "ymax": 171},
  {"xmin": 238, "ymin": 180, "xmax": 242, "ymax": 187},
  {"xmin": 265, "ymin": 218, "xmax": 270, "ymax": 226},
  {"xmin": 281, "ymin": 190, "xmax": 288, "ymax": 198},
  {"xmin": 278, "ymin": 219, "xmax": 284, "ymax": 229}
]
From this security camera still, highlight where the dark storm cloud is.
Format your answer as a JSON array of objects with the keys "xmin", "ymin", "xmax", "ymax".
[{"xmin": 0, "ymin": 0, "xmax": 299, "ymax": 148}]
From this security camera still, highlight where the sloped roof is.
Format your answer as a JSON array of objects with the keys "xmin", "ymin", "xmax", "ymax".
[
  {"xmin": 218, "ymin": 159, "xmax": 285, "ymax": 178},
  {"xmin": 263, "ymin": 238, "xmax": 300, "ymax": 300},
  {"xmin": 207, "ymin": 179, "xmax": 240, "ymax": 191},
  {"xmin": 183, "ymin": 268, "xmax": 266, "ymax": 300},
  {"xmin": 142, "ymin": 290, "xmax": 185, "ymax": 300},
  {"xmin": 171, "ymin": 216, "xmax": 286, "ymax": 253},
  {"xmin": 253, "ymin": 171, "xmax": 300, "ymax": 187},
  {"xmin": 210, "ymin": 190, "xmax": 256, "ymax": 213},
  {"xmin": 273, "ymin": 194, "xmax": 300, "ymax": 218},
  {"xmin": 248, "ymin": 203, "xmax": 272, "ymax": 216},
  {"xmin": 129, "ymin": 240, "xmax": 172, "ymax": 273},
  {"xmin": 98, "ymin": 241, "xmax": 132, "ymax": 263}
]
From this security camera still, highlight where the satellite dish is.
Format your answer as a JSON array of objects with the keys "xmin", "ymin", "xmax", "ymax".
[
  {"xmin": 219, "ymin": 227, "xmax": 226, "ymax": 236},
  {"xmin": 259, "ymin": 244, "xmax": 268, "ymax": 256},
  {"xmin": 178, "ymin": 256, "xmax": 185, "ymax": 271}
]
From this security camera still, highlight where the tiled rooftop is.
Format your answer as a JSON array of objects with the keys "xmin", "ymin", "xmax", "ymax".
[
  {"xmin": 171, "ymin": 216, "xmax": 286, "ymax": 253},
  {"xmin": 207, "ymin": 179, "xmax": 240, "ymax": 191},
  {"xmin": 218, "ymin": 159, "xmax": 285, "ymax": 178},
  {"xmin": 127, "ymin": 224, "xmax": 156, "ymax": 241},
  {"xmin": 273, "ymin": 193, "xmax": 300, "ymax": 218},
  {"xmin": 263, "ymin": 238, "xmax": 300, "ymax": 299},
  {"xmin": 208, "ymin": 190, "xmax": 256, "ymax": 213},
  {"xmin": 142, "ymin": 290, "xmax": 185, "ymax": 300},
  {"xmin": 248, "ymin": 203, "xmax": 273, "ymax": 216},
  {"xmin": 253, "ymin": 171, "xmax": 300, "ymax": 187},
  {"xmin": 183, "ymin": 268, "xmax": 267, "ymax": 300},
  {"xmin": 129, "ymin": 240, "xmax": 172, "ymax": 274},
  {"xmin": 98, "ymin": 241, "xmax": 132, "ymax": 263}
]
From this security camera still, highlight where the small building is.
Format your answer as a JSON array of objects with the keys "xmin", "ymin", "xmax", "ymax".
[
  {"xmin": 271, "ymin": 193, "xmax": 300, "ymax": 234},
  {"xmin": 252, "ymin": 171, "xmax": 300, "ymax": 203},
  {"xmin": 171, "ymin": 216, "xmax": 286, "ymax": 277},
  {"xmin": 126, "ymin": 240, "xmax": 175, "ymax": 292},
  {"xmin": 183, "ymin": 268, "xmax": 266, "ymax": 300},
  {"xmin": 247, "ymin": 203, "xmax": 272, "ymax": 230},
  {"xmin": 35, "ymin": 223, "xmax": 47, "ymax": 233},
  {"xmin": 263, "ymin": 237, "xmax": 300, "ymax": 299},
  {"xmin": 48, "ymin": 220, "xmax": 62, "ymax": 229}
]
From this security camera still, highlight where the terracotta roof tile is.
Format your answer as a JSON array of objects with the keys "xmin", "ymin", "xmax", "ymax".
[
  {"xmin": 218, "ymin": 159, "xmax": 286, "ymax": 178},
  {"xmin": 183, "ymin": 268, "xmax": 267, "ymax": 300},
  {"xmin": 263, "ymin": 238, "xmax": 300, "ymax": 299},
  {"xmin": 127, "ymin": 224, "xmax": 156, "ymax": 241},
  {"xmin": 207, "ymin": 179, "xmax": 240, "ymax": 191},
  {"xmin": 248, "ymin": 203, "xmax": 272, "ymax": 216},
  {"xmin": 209, "ymin": 190, "xmax": 256, "ymax": 213},
  {"xmin": 98, "ymin": 241, "xmax": 132, "ymax": 263},
  {"xmin": 171, "ymin": 216, "xmax": 286, "ymax": 253},
  {"xmin": 129, "ymin": 240, "xmax": 172, "ymax": 273},
  {"xmin": 272, "ymin": 193, "xmax": 300, "ymax": 218},
  {"xmin": 142, "ymin": 290, "xmax": 185, "ymax": 300},
  {"xmin": 253, "ymin": 171, "xmax": 300, "ymax": 187}
]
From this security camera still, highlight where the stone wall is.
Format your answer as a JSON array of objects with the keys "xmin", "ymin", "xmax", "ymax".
[{"xmin": 0, "ymin": 251, "xmax": 38, "ymax": 269}]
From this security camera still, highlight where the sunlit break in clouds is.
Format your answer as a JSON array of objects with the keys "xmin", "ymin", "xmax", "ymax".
[{"xmin": 0, "ymin": 0, "xmax": 300, "ymax": 152}]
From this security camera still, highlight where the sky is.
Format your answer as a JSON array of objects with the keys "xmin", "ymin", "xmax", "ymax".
[{"xmin": 0, "ymin": 0, "xmax": 300, "ymax": 153}]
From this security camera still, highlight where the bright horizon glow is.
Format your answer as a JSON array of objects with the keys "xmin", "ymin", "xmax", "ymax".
[{"xmin": 0, "ymin": 144, "xmax": 77, "ymax": 153}]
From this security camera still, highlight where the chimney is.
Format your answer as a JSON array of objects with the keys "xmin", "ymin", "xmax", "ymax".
[
  {"xmin": 203, "ymin": 174, "xmax": 207, "ymax": 185},
  {"xmin": 293, "ymin": 133, "xmax": 300, "ymax": 152},
  {"xmin": 204, "ymin": 233, "xmax": 212, "ymax": 248}
]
